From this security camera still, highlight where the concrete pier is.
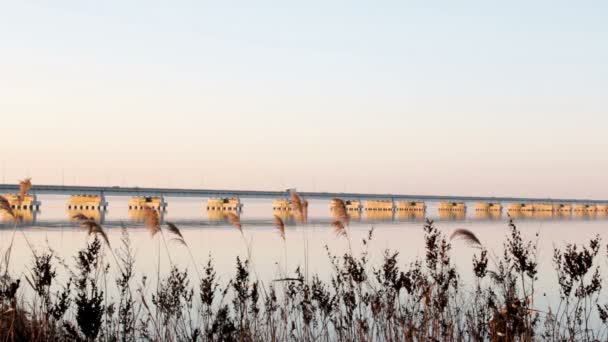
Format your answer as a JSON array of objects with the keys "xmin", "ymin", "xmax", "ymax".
[
  {"xmin": 364, "ymin": 200, "xmax": 394, "ymax": 212},
  {"xmin": 475, "ymin": 202, "xmax": 502, "ymax": 212},
  {"xmin": 395, "ymin": 201, "xmax": 426, "ymax": 212},
  {"xmin": 574, "ymin": 204, "xmax": 597, "ymax": 217},
  {"xmin": 128, "ymin": 196, "xmax": 167, "ymax": 211},
  {"xmin": 508, "ymin": 203, "xmax": 534, "ymax": 212},
  {"xmin": 66, "ymin": 195, "xmax": 107, "ymax": 223},
  {"xmin": 330, "ymin": 199, "xmax": 362, "ymax": 212},
  {"xmin": 272, "ymin": 199, "xmax": 292, "ymax": 212},
  {"xmin": 67, "ymin": 194, "xmax": 107, "ymax": 211},
  {"xmin": 438, "ymin": 202, "xmax": 466, "ymax": 212},
  {"xmin": 207, "ymin": 198, "xmax": 242, "ymax": 212},
  {"xmin": 2, "ymin": 193, "xmax": 40, "ymax": 210}
]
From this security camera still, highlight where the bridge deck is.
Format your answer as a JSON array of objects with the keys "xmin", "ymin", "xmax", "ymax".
[{"xmin": 0, "ymin": 184, "xmax": 605, "ymax": 204}]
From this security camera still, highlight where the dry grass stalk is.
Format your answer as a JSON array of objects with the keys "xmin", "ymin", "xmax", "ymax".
[
  {"xmin": 301, "ymin": 199, "xmax": 308, "ymax": 224},
  {"xmin": 274, "ymin": 215, "xmax": 285, "ymax": 241},
  {"xmin": 18, "ymin": 178, "xmax": 32, "ymax": 203},
  {"xmin": 143, "ymin": 207, "xmax": 161, "ymax": 237},
  {"xmin": 450, "ymin": 229, "xmax": 482, "ymax": 247},
  {"xmin": 226, "ymin": 212, "xmax": 242, "ymax": 232}
]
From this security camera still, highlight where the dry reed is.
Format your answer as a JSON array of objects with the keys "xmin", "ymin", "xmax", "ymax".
[
  {"xmin": 143, "ymin": 207, "xmax": 161, "ymax": 237},
  {"xmin": 301, "ymin": 199, "xmax": 308, "ymax": 224},
  {"xmin": 331, "ymin": 197, "xmax": 349, "ymax": 226},
  {"xmin": 226, "ymin": 212, "xmax": 242, "ymax": 231},
  {"xmin": 274, "ymin": 215, "xmax": 285, "ymax": 241},
  {"xmin": 450, "ymin": 228, "xmax": 482, "ymax": 247},
  {"xmin": 73, "ymin": 214, "xmax": 110, "ymax": 246},
  {"xmin": 331, "ymin": 220, "xmax": 347, "ymax": 237},
  {"xmin": 0, "ymin": 195, "xmax": 14, "ymax": 219},
  {"xmin": 290, "ymin": 191, "xmax": 304, "ymax": 223},
  {"xmin": 166, "ymin": 222, "xmax": 186, "ymax": 245},
  {"xmin": 18, "ymin": 178, "xmax": 32, "ymax": 203}
]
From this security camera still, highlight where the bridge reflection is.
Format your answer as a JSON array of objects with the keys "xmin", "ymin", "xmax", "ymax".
[{"xmin": 3, "ymin": 209, "xmax": 608, "ymax": 228}]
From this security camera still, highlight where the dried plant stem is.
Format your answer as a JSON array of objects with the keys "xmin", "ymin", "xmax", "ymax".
[{"xmin": 158, "ymin": 230, "xmax": 174, "ymax": 267}]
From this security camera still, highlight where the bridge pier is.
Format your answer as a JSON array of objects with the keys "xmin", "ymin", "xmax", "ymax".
[
  {"xmin": 66, "ymin": 194, "xmax": 107, "ymax": 211},
  {"xmin": 596, "ymin": 204, "xmax": 608, "ymax": 214},
  {"xmin": 438, "ymin": 202, "xmax": 466, "ymax": 212},
  {"xmin": 207, "ymin": 197, "xmax": 242, "ymax": 212},
  {"xmin": 0, "ymin": 193, "xmax": 39, "ymax": 223},
  {"xmin": 438, "ymin": 202, "xmax": 466, "ymax": 220},
  {"xmin": 330, "ymin": 199, "xmax": 362, "ymax": 221},
  {"xmin": 574, "ymin": 204, "xmax": 596, "ymax": 217},
  {"xmin": 66, "ymin": 194, "xmax": 107, "ymax": 223},
  {"xmin": 362, "ymin": 200, "xmax": 394, "ymax": 221},
  {"xmin": 128, "ymin": 196, "xmax": 167, "ymax": 211}
]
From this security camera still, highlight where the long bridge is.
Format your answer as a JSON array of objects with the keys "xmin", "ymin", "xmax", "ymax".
[
  {"xmin": 1, "ymin": 184, "xmax": 607, "ymax": 225},
  {"xmin": 0, "ymin": 183, "xmax": 605, "ymax": 204}
]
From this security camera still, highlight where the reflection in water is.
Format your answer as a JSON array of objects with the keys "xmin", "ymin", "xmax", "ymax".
[
  {"xmin": 0, "ymin": 194, "xmax": 40, "ymax": 224},
  {"xmin": 395, "ymin": 211, "xmax": 425, "ymax": 221},
  {"xmin": 363, "ymin": 210, "xmax": 393, "ymax": 222},
  {"xmin": 207, "ymin": 198, "xmax": 242, "ymax": 223},
  {"xmin": 128, "ymin": 196, "xmax": 167, "ymax": 211},
  {"xmin": 438, "ymin": 202, "xmax": 466, "ymax": 221},
  {"xmin": 1, "ymin": 209, "xmax": 37, "ymax": 223},
  {"xmin": 438, "ymin": 211, "xmax": 466, "ymax": 221},
  {"xmin": 67, "ymin": 209, "xmax": 105, "ymax": 223},
  {"xmin": 129, "ymin": 209, "xmax": 165, "ymax": 223},
  {"xmin": 474, "ymin": 202, "xmax": 502, "ymax": 220},
  {"xmin": 474, "ymin": 211, "xmax": 502, "ymax": 220},
  {"xmin": 346, "ymin": 210, "xmax": 362, "ymax": 222},
  {"xmin": 362, "ymin": 200, "xmax": 394, "ymax": 222}
]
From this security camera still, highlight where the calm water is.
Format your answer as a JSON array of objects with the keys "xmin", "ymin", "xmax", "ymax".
[{"xmin": 1, "ymin": 196, "xmax": 607, "ymax": 311}]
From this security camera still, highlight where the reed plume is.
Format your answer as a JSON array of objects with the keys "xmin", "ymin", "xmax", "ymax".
[
  {"xmin": 166, "ymin": 221, "xmax": 201, "ymax": 278},
  {"xmin": 72, "ymin": 213, "xmax": 91, "ymax": 222},
  {"xmin": 331, "ymin": 198, "xmax": 349, "ymax": 226},
  {"xmin": 226, "ymin": 212, "xmax": 242, "ymax": 232},
  {"xmin": 73, "ymin": 215, "xmax": 110, "ymax": 246},
  {"xmin": 450, "ymin": 228, "xmax": 482, "ymax": 247},
  {"xmin": 165, "ymin": 222, "xmax": 185, "ymax": 245},
  {"xmin": 0, "ymin": 195, "xmax": 15, "ymax": 219},
  {"xmin": 274, "ymin": 215, "xmax": 285, "ymax": 241},
  {"xmin": 331, "ymin": 220, "xmax": 347, "ymax": 238},
  {"xmin": 143, "ymin": 207, "xmax": 161, "ymax": 237},
  {"xmin": 290, "ymin": 191, "xmax": 304, "ymax": 223},
  {"xmin": 18, "ymin": 177, "xmax": 32, "ymax": 202}
]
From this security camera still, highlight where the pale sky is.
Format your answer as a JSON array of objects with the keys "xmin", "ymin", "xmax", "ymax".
[{"xmin": 1, "ymin": 0, "xmax": 607, "ymax": 199}]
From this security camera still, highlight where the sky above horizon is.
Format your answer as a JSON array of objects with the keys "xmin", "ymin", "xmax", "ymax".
[{"xmin": 1, "ymin": 1, "xmax": 607, "ymax": 199}]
